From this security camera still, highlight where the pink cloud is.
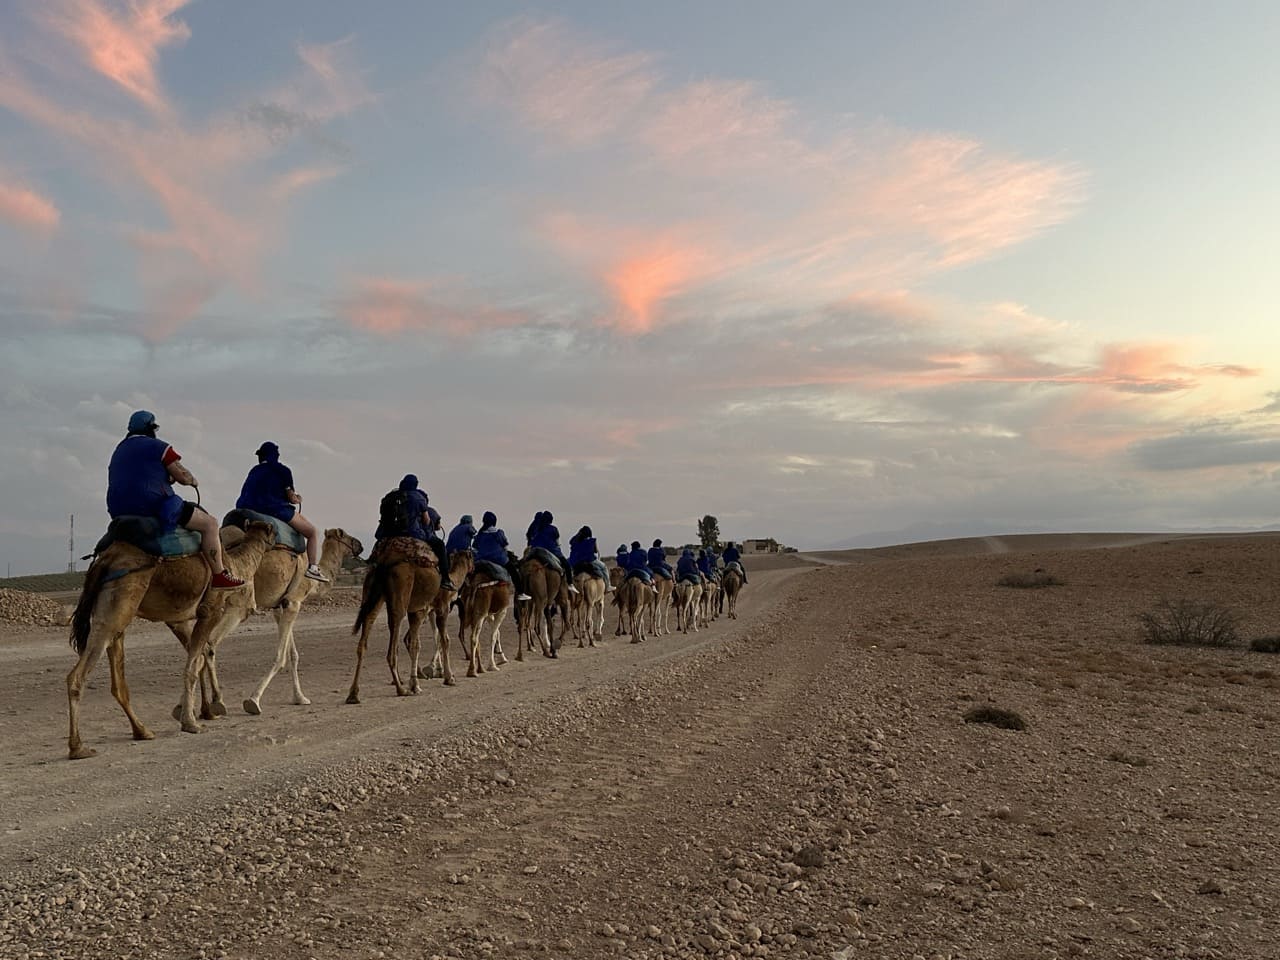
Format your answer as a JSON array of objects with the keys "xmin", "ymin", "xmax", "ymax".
[
  {"xmin": 43, "ymin": 0, "xmax": 192, "ymax": 113},
  {"xmin": 605, "ymin": 243, "xmax": 711, "ymax": 334},
  {"xmin": 337, "ymin": 276, "xmax": 531, "ymax": 338},
  {"xmin": 474, "ymin": 19, "xmax": 1083, "ymax": 328},
  {"xmin": 0, "ymin": 18, "xmax": 366, "ymax": 337},
  {"xmin": 0, "ymin": 178, "xmax": 60, "ymax": 232}
]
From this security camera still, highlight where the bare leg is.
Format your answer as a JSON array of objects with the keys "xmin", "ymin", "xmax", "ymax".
[
  {"xmin": 289, "ymin": 512, "xmax": 319, "ymax": 567},
  {"xmin": 186, "ymin": 507, "xmax": 226, "ymax": 573}
]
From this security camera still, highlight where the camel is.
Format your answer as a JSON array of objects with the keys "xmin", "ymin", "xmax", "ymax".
[
  {"xmin": 419, "ymin": 549, "xmax": 475, "ymax": 682},
  {"xmin": 673, "ymin": 579, "xmax": 702, "ymax": 633},
  {"xmin": 571, "ymin": 572, "xmax": 607, "ymax": 647},
  {"xmin": 176, "ymin": 527, "xmax": 364, "ymax": 717},
  {"xmin": 347, "ymin": 538, "xmax": 441, "ymax": 703},
  {"xmin": 722, "ymin": 567, "xmax": 743, "ymax": 619},
  {"xmin": 700, "ymin": 578, "xmax": 721, "ymax": 627},
  {"xmin": 613, "ymin": 575, "xmax": 650, "ymax": 644},
  {"xmin": 517, "ymin": 554, "xmax": 567, "ymax": 660},
  {"xmin": 457, "ymin": 567, "xmax": 514, "ymax": 677},
  {"xmin": 648, "ymin": 575, "xmax": 674, "ymax": 636},
  {"xmin": 65, "ymin": 521, "xmax": 276, "ymax": 760}
]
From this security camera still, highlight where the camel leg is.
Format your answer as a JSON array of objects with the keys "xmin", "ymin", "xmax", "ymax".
[
  {"xmin": 105, "ymin": 635, "xmax": 154, "ymax": 742},
  {"xmin": 67, "ymin": 630, "xmax": 112, "ymax": 760},
  {"xmin": 404, "ymin": 610, "xmax": 425, "ymax": 695},
  {"xmin": 177, "ymin": 623, "xmax": 208, "ymax": 734},
  {"xmin": 281, "ymin": 602, "xmax": 310, "ymax": 705},
  {"xmin": 346, "ymin": 620, "xmax": 373, "ymax": 704},
  {"xmin": 436, "ymin": 605, "xmax": 454, "ymax": 687},
  {"xmin": 386, "ymin": 607, "xmax": 408, "ymax": 697},
  {"xmin": 487, "ymin": 614, "xmax": 504, "ymax": 672},
  {"xmin": 246, "ymin": 604, "xmax": 291, "ymax": 715}
]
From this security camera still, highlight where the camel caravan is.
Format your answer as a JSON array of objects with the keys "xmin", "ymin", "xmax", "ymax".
[{"xmin": 63, "ymin": 411, "xmax": 749, "ymax": 760}]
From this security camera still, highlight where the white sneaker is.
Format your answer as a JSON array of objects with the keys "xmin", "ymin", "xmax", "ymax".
[
  {"xmin": 304, "ymin": 564, "xmax": 329, "ymax": 583},
  {"xmin": 516, "ymin": 592, "xmax": 532, "ymax": 602},
  {"xmin": 568, "ymin": 584, "xmax": 580, "ymax": 595}
]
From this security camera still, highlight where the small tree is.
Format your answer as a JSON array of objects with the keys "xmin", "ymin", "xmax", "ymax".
[{"xmin": 697, "ymin": 514, "xmax": 720, "ymax": 550}]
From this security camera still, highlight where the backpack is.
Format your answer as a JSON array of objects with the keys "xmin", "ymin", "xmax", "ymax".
[{"xmin": 379, "ymin": 488, "xmax": 412, "ymax": 536}]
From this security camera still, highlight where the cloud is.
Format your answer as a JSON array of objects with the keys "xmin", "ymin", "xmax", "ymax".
[
  {"xmin": 1130, "ymin": 431, "xmax": 1280, "ymax": 471},
  {"xmin": 0, "ymin": 13, "xmax": 369, "ymax": 337},
  {"xmin": 42, "ymin": 0, "xmax": 192, "ymax": 114},
  {"xmin": 0, "ymin": 177, "xmax": 60, "ymax": 232},
  {"xmin": 474, "ymin": 18, "xmax": 1084, "ymax": 333},
  {"xmin": 335, "ymin": 276, "xmax": 533, "ymax": 337}
]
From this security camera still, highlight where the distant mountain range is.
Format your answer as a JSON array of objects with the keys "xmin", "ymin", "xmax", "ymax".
[{"xmin": 809, "ymin": 520, "xmax": 1277, "ymax": 552}]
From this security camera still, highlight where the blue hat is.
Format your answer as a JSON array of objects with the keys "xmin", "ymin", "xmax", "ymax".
[
  {"xmin": 460, "ymin": 514, "xmax": 474, "ymax": 525},
  {"xmin": 630, "ymin": 540, "xmax": 641, "ymax": 550},
  {"xmin": 127, "ymin": 410, "xmax": 157, "ymax": 433}
]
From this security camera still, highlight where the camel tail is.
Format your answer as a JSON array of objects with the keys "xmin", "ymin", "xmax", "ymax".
[
  {"xmin": 352, "ymin": 563, "xmax": 390, "ymax": 636},
  {"xmin": 70, "ymin": 558, "xmax": 113, "ymax": 654}
]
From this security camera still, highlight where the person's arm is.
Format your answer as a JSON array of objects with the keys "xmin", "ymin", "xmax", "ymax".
[
  {"xmin": 283, "ymin": 466, "xmax": 300, "ymax": 504},
  {"xmin": 163, "ymin": 447, "xmax": 197, "ymax": 487}
]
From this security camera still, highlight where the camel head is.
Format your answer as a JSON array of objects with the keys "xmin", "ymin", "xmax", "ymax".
[{"xmin": 325, "ymin": 528, "xmax": 364, "ymax": 559}]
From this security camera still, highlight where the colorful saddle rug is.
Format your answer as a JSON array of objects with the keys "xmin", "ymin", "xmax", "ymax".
[
  {"xmin": 92, "ymin": 516, "xmax": 202, "ymax": 559},
  {"xmin": 222, "ymin": 509, "xmax": 306, "ymax": 553},
  {"xmin": 370, "ymin": 536, "xmax": 437, "ymax": 567}
]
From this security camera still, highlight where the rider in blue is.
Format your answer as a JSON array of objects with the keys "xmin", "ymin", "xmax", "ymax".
[
  {"xmin": 697, "ymin": 548, "xmax": 717, "ymax": 583},
  {"xmin": 626, "ymin": 541, "xmax": 654, "ymax": 585},
  {"xmin": 473, "ymin": 511, "xmax": 531, "ymax": 600},
  {"xmin": 446, "ymin": 514, "xmax": 477, "ymax": 557},
  {"xmin": 528, "ymin": 510, "xmax": 578, "ymax": 594},
  {"xmin": 676, "ymin": 548, "xmax": 701, "ymax": 584},
  {"xmin": 722, "ymin": 541, "xmax": 748, "ymax": 584},
  {"xmin": 615, "ymin": 544, "xmax": 629, "ymax": 576},
  {"xmin": 237, "ymin": 441, "xmax": 326, "ymax": 582},
  {"xmin": 107, "ymin": 410, "xmax": 243, "ymax": 589},
  {"xmin": 568, "ymin": 525, "xmax": 613, "ymax": 591},
  {"xmin": 377, "ymin": 474, "xmax": 454, "ymax": 591},
  {"xmin": 647, "ymin": 539, "xmax": 673, "ymax": 580}
]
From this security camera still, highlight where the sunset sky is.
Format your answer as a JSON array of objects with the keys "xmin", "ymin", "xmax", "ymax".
[{"xmin": 2, "ymin": 1, "xmax": 1278, "ymax": 573}]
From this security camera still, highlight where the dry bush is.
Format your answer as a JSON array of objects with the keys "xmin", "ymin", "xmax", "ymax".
[
  {"xmin": 963, "ymin": 704, "xmax": 1027, "ymax": 731},
  {"xmin": 1106, "ymin": 750, "xmax": 1150, "ymax": 767},
  {"xmin": 1250, "ymin": 636, "xmax": 1280, "ymax": 654},
  {"xmin": 997, "ymin": 571, "xmax": 1062, "ymax": 589},
  {"xmin": 1138, "ymin": 599, "xmax": 1240, "ymax": 648}
]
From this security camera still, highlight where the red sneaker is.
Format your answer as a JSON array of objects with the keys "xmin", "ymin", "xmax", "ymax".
[{"xmin": 210, "ymin": 569, "xmax": 246, "ymax": 589}]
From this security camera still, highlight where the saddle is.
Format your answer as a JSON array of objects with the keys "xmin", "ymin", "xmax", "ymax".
[
  {"xmin": 525, "ymin": 546, "xmax": 561, "ymax": 570},
  {"xmin": 650, "ymin": 567, "xmax": 673, "ymax": 580},
  {"xmin": 92, "ymin": 516, "xmax": 202, "ymax": 559},
  {"xmin": 725, "ymin": 561, "xmax": 744, "ymax": 576},
  {"xmin": 222, "ymin": 509, "xmax": 306, "ymax": 553},
  {"xmin": 370, "ymin": 536, "xmax": 438, "ymax": 568},
  {"xmin": 473, "ymin": 559, "xmax": 512, "ymax": 584}
]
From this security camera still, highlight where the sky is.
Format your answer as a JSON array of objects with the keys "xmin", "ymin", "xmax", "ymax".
[{"xmin": 1, "ymin": 1, "xmax": 1279, "ymax": 574}]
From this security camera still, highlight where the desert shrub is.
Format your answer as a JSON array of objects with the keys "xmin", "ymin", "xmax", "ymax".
[
  {"xmin": 1138, "ymin": 599, "xmax": 1240, "ymax": 648},
  {"xmin": 1250, "ymin": 636, "xmax": 1280, "ymax": 654},
  {"xmin": 997, "ymin": 571, "xmax": 1062, "ymax": 589},
  {"xmin": 963, "ymin": 705, "xmax": 1026, "ymax": 731},
  {"xmin": 1106, "ymin": 750, "xmax": 1150, "ymax": 767}
]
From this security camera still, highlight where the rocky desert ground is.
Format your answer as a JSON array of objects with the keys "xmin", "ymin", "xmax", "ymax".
[{"xmin": 3, "ymin": 535, "xmax": 1280, "ymax": 960}]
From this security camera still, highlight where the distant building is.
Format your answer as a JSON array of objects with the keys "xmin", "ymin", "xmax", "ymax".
[{"xmin": 742, "ymin": 538, "xmax": 781, "ymax": 554}]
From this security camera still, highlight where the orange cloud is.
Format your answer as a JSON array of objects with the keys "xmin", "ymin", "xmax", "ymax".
[
  {"xmin": 606, "ymin": 244, "xmax": 709, "ymax": 334},
  {"xmin": 338, "ymin": 276, "xmax": 531, "ymax": 338},
  {"xmin": 0, "ymin": 179, "xmax": 60, "ymax": 232},
  {"xmin": 45, "ymin": 0, "xmax": 192, "ymax": 113}
]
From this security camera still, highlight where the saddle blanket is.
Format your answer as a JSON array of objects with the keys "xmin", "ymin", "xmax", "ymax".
[
  {"xmin": 222, "ymin": 508, "xmax": 306, "ymax": 553},
  {"xmin": 93, "ymin": 515, "xmax": 203, "ymax": 559},
  {"xmin": 473, "ymin": 559, "xmax": 512, "ymax": 584}
]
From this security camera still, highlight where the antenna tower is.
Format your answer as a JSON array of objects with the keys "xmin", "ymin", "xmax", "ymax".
[{"xmin": 67, "ymin": 513, "xmax": 75, "ymax": 573}]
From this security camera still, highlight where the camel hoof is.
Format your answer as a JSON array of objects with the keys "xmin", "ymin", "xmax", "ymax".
[
  {"xmin": 295, "ymin": 696, "xmax": 311, "ymax": 706},
  {"xmin": 181, "ymin": 720, "xmax": 203, "ymax": 734},
  {"xmin": 416, "ymin": 668, "xmax": 430, "ymax": 680},
  {"xmin": 346, "ymin": 692, "xmax": 361, "ymax": 705},
  {"xmin": 68, "ymin": 745, "xmax": 98, "ymax": 760},
  {"xmin": 243, "ymin": 699, "xmax": 261, "ymax": 716},
  {"xmin": 444, "ymin": 676, "xmax": 457, "ymax": 686},
  {"xmin": 211, "ymin": 701, "xmax": 227, "ymax": 717},
  {"xmin": 133, "ymin": 727, "xmax": 155, "ymax": 741}
]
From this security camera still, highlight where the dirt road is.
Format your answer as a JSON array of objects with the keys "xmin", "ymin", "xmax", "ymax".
[{"xmin": 5, "ymin": 537, "xmax": 1280, "ymax": 959}]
